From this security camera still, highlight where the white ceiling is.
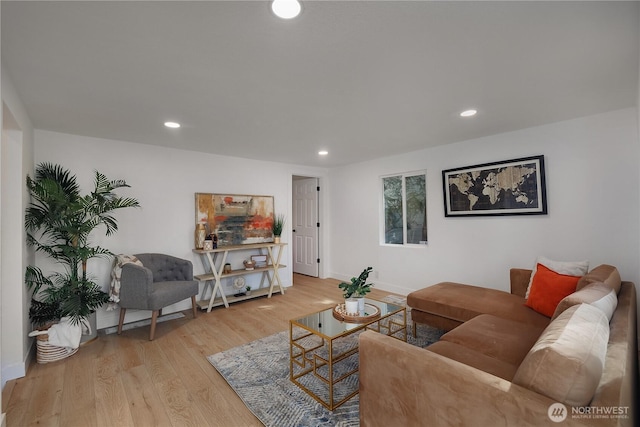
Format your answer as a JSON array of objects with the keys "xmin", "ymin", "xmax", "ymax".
[{"xmin": 2, "ymin": 1, "xmax": 638, "ymax": 167}]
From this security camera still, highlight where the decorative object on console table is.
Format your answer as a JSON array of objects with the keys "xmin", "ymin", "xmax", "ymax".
[
  {"xmin": 233, "ymin": 276, "xmax": 246, "ymax": 297},
  {"xmin": 272, "ymin": 213, "xmax": 285, "ymax": 243},
  {"xmin": 202, "ymin": 239, "xmax": 213, "ymax": 251},
  {"xmin": 251, "ymin": 254, "xmax": 268, "ymax": 268},
  {"xmin": 195, "ymin": 223, "xmax": 206, "ymax": 249},
  {"xmin": 195, "ymin": 193, "xmax": 274, "ymax": 246},
  {"xmin": 442, "ymin": 155, "xmax": 547, "ymax": 217},
  {"xmin": 338, "ymin": 267, "xmax": 374, "ymax": 312},
  {"xmin": 243, "ymin": 259, "xmax": 256, "ymax": 270}
]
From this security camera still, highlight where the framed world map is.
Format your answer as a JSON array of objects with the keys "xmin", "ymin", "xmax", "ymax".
[{"xmin": 442, "ymin": 155, "xmax": 547, "ymax": 217}]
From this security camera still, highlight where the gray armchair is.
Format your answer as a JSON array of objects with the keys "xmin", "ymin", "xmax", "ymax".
[{"xmin": 118, "ymin": 253, "xmax": 198, "ymax": 340}]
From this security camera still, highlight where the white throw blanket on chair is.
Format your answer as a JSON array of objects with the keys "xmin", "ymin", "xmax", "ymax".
[{"xmin": 107, "ymin": 254, "xmax": 143, "ymax": 311}]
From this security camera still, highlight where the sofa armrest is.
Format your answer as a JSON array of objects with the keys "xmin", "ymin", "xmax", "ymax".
[
  {"xmin": 510, "ymin": 268, "xmax": 532, "ymax": 297},
  {"xmin": 359, "ymin": 331, "xmax": 556, "ymax": 427}
]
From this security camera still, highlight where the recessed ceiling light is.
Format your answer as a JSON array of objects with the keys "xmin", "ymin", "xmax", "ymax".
[
  {"xmin": 318, "ymin": 150, "xmax": 328, "ymax": 156},
  {"xmin": 164, "ymin": 121, "xmax": 181, "ymax": 128},
  {"xmin": 271, "ymin": 0, "xmax": 302, "ymax": 19},
  {"xmin": 460, "ymin": 109, "xmax": 477, "ymax": 117}
]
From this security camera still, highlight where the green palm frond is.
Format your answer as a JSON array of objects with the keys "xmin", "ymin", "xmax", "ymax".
[
  {"xmin": 54, "ymin": 275, "xmax": 109, "ymax": 325},
  {"xmin": 28, "ymin": 299, "xmax": 62, "ymax": 327},
  {"xmin": 25, "ymin": 265, "xmax": 53, "ymax": 295},
  {"xmin": 34, "ymin": 162, "xmax": 80, "ymax": 196},
  {"xmin": 108, "ymin": 179, "xmax": 131, "ymax": 189}
]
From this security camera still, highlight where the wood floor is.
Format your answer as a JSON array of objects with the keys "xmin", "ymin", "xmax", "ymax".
[{"xmin": 2, "ymin": 274, "xmax": 396, "ymax": 427}]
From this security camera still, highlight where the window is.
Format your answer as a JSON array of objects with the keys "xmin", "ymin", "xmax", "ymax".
[{"xmin": 382, "ymin": 172, "xmax": 427, "ymax": 245}]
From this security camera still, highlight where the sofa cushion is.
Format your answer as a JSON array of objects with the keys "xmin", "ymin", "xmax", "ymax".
[
  {"xmin": 552, "ymin": 282, "xmax": 618, "ymax": 321},
  {"xmin": 513, "ymin": 303, "xmax": 609, "ymax": 407},
  {"xmin": 426, "ymin": 341, "xmax": 519, "ymax": 381},
  {"xmin": 576, "ymin": 264, "xmax": 621, "ymax": 293},
  {"xmin": 525, "ymin": 256, "xmax": 589, "ymax": 298},
  {"xmin": 590, "ymin": 289, "xmax": 618, "ymax": 321},
  {"xmin": 407, "ymin": 282, "xmax": 550, "ymax": 329},
  {"xmin": 440, "ymin": 314, "xmax": 544, "ymax": 366},
  {"xmin": 525, "ymin": 264, "xmax": 580, "ymax": 317}
]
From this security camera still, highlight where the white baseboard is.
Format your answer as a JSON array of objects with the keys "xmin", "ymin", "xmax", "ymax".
[
  {"xmin": 1, "ymin": 412, "xmax": 6, "ymax": 427},
  {"xmin": 1, "ymin": 360, "xmax": 27, "ymax": 389},
  {"xmin": 99, "ymin": 312, "xmax": 185, "ymax": 335}
]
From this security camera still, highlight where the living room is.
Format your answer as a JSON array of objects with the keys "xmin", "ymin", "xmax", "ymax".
[{"xmin": 1, "ymin": 1, "xmax": 639, "ymax": 425}]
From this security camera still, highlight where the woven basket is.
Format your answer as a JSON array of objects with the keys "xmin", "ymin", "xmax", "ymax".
[{"xmin": 33, "ymin": 324, "xmax": 78, "ymax": 364}]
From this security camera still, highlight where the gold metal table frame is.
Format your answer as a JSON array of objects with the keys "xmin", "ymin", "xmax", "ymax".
[{"xmin": 289, "ymin": 298, "xmax": 406, "ymax": 410}]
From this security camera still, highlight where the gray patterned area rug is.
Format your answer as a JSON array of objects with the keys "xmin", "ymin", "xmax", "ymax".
[{"xmin": 207, "ymin": 299, "xmax": 444, "ymax": 427}]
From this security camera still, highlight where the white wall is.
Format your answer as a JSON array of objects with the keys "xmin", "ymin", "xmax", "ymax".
[
  {"xmin": 34, "ymin": 130, "xmax": 329, "ymax": 329},
  {"xmin": 328, "ymin": 108, "xmax": 640, "ymax": 306},
  {"xmin": 1, "ymin": 65, "xmax": 35, "ymax": 387}
]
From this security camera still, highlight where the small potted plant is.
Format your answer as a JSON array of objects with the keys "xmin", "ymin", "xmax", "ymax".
[
  {"xmin": 272, "ymin": 214, "xmax": 285, "ymax": 243},
  {"xmin": 338, "ymin": 267, "xmax": 374, "ymax": 313},
  {"xmin": 246, "ymin": 285, "xmax": 252, "ymax": 296}
]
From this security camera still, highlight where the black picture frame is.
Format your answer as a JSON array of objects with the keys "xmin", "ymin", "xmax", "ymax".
[{"xmin": 442, "ymin": 155, "xmax": 547, "ymax": 217}]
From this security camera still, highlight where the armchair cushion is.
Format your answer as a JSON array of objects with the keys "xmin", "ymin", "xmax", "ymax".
[{"xmin": 148, "ymin": 280, "xmax": 199, "ymax": 311}]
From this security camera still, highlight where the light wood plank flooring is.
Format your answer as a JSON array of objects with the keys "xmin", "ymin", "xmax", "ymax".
[{"xmin": 2, "ymin": 274, "xmax": 396, "ymax": 427}]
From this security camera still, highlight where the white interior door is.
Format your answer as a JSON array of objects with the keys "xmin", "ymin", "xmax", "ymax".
[{"xmin": 292, "ymin": 177, "xmax": 319, "ymax": 277}]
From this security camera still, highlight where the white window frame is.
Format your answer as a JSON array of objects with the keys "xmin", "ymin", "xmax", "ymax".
[{"xmin": 380, "ymin": 170, "xmax": 427, "ymax": 246}]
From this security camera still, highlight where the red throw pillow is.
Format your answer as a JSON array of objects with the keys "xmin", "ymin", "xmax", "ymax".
[{"xmin": 525, "ymin": 263, "xmax": 581, "ymax": 317}]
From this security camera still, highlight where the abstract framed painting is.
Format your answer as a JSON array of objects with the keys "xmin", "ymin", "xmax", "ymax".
[
  {"xmin": 442, "ymin": 155, "xmax": 547, "ymax": 217},
  {"xmin": 195, "ymin": 193, "xmax": 274, "ymax": 246}
]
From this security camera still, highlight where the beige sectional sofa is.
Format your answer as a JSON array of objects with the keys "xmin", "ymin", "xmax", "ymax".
[{"xmin": 359, "ymin": 265, "xmax": 638, "ymax": 426}]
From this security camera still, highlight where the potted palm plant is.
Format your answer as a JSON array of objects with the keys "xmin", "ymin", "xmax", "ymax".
[
  {"xmin": 272, "ymin": 213, "xmax": 286, "ymax": 243},
  {"xmin": 25, "ymin": 163, "xmax": 139, "ymax": 343}
]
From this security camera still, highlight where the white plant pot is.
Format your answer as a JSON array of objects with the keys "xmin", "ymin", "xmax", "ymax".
[{"xmin": 345, "ymin": 298, "xmax": 359, "ymax": 315}]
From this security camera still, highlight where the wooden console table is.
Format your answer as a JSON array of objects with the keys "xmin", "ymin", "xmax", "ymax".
[{"xmin": 193, "ymin": 243, "xmax": 286, "ymax": 312}]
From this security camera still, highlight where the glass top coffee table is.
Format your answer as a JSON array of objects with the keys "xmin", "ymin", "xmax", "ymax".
[{"xmin": 289, "ymin": 298, "xmax": 406, "ymax": 410}]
